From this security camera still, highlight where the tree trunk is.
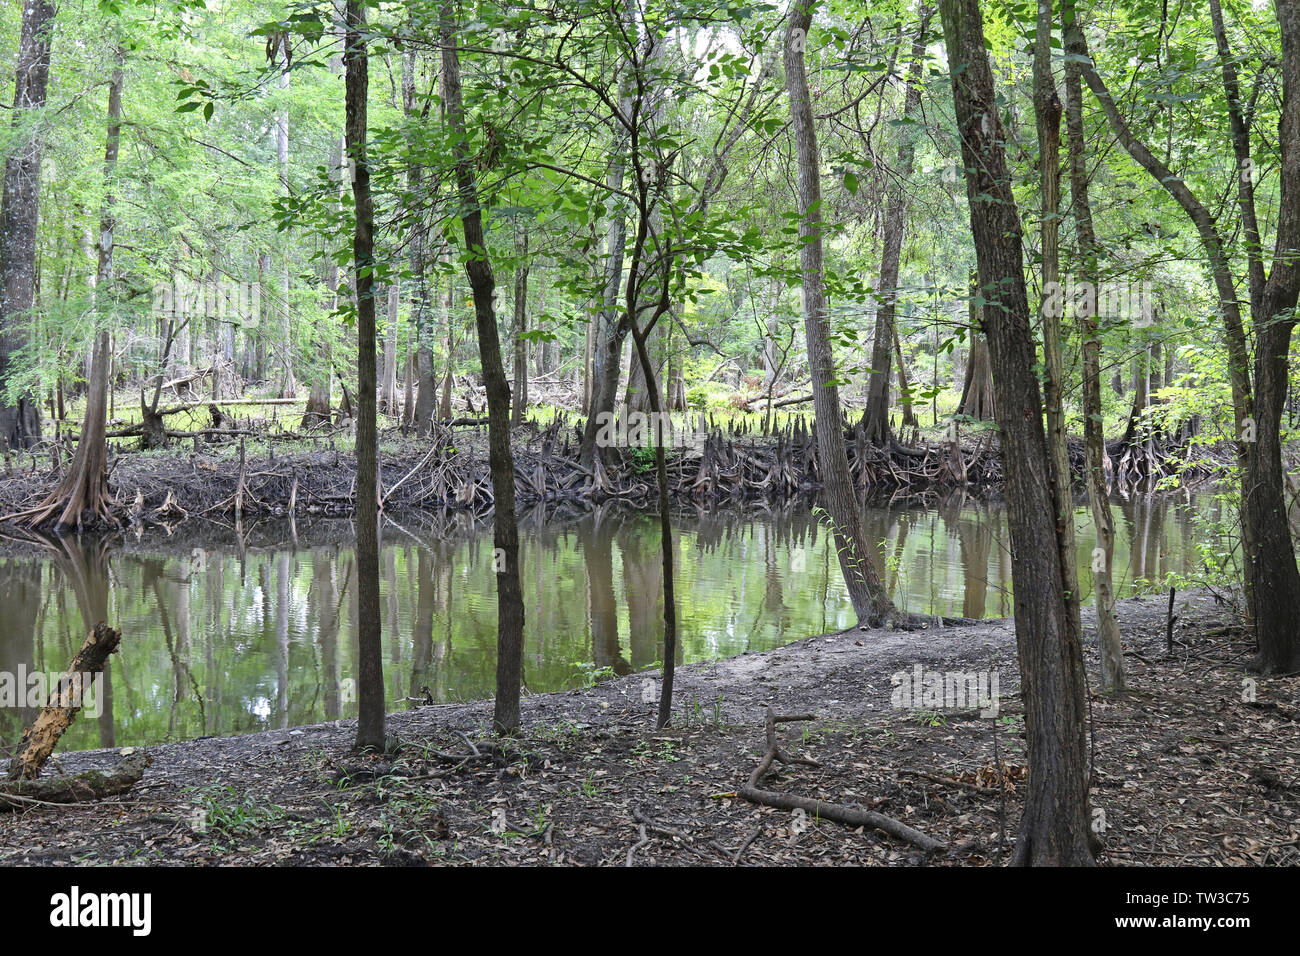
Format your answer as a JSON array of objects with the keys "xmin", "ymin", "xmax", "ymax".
[
  {"xmin": 941, "ymin": 0, "xmax": 1095, "ymax": 865},
  {"xmin": 958, "ymin": 272, "xmax": 995, "ymax": 420},
  {"xmin": 862, "ymin": 10, "xmax": 929, "ymax": 445},
  {"xmin": 0, "ymin": 0, "xmax": 55, "ymax": 450},
  {"xmin": 381, "ymin": 284, "xmax": 399, "ymax": 414},
  {"xmin": 511, "ymin": 235, "xmax": 529, "ymax": 427},
  {"xmin": 440, "ymin": 2, "xmax": 526, "ymax": 734},
  {"xmin": 7, "ymin": 623, "xmax": 122, "ymax": 781},
  {"xmin": 345, "ymin": 0, "xmax": 385, "ymax": 752},
  {"xmin": 15, "ymin": 49, "xmax": 123, "ymax": 529},
  {"xmin": 1033, "ymin": 0, "xmax": 1083, "ymax": 663},
  {"xmin": 274, "ymin": 31, "xmax": 296, "ymax": 399},
  {"xmin": 786, "ymin": 0, "xmax": 897, "ymax": 627},
  {"xmin": 893, "ymin": 326, "xmax": 919, "ymax": 429},
  {"xmin": 1246, "ymin": 0, "xmax": 1300, "ymax": 673},
  {"xmin": 1063, "ymin": 0, "xmax": 1123, "ymax": 692},
  {"xmin": 1070, "ymin": 7, "xmax": 1258, "ymax": 622},
  {"xmin": 578, "ymin": 34, "xmax": 636, "ymax": 469}
]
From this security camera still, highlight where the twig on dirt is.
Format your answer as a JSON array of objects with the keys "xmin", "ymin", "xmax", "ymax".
[
  {"xmin": 626, "ymin": 822, "xmax": 648, "ymax": 866},
  {"xmin": 733, "ymin": 825, "xmax": 763, "ymax": 863},
  {"xmin": 897, "ymin": 768, "xmax": 988, "ymax": 794}
]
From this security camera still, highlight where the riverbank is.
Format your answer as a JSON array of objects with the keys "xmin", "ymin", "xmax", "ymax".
[
  {"xmin": 1, "ymin": 589, "xmax": 1293, "ymax": 866},
  {"xmin": 0, "ymin": 422, "xmax": 1228, "ymax": 543}
]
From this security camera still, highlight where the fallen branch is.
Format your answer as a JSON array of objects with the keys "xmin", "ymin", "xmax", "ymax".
[
  {"xmin": 0, "ymin": 750, "xmax": 151, "ymax": 812},
  {"xmin": 737, "ymin": 707, "xmax": 946, "ymax": 853},
  {"xmin": 7, "ymin": 623, "xmax": 122, "ymax": 781}
]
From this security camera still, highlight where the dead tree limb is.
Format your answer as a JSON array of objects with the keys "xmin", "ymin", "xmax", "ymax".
[
  {"xmin": 738, "ymin": 707, "xmax": 946, "ymax": 853},
  {"xmin": 0, "ymin": 750, "xmax": 151, "ymax": 811},
  {"xmin": 7, "ymin": 623, "xmax": 122, "ymax": 781}
]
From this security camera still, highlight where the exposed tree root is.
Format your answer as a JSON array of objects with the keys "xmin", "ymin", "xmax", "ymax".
[{"xmin": 738, "ymin": 707, "xmax": 946, "ymax": 853}]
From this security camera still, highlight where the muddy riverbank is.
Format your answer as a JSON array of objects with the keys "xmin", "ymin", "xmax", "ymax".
[{"xmin": 0, "ymin": 423, "xmax": 1227, "ymax": 542}]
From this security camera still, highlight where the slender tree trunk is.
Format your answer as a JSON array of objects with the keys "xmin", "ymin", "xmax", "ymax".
[
  {"xmin": 0, "ymin": 0, "xmax": 55, "ymax": 450},
  {"xmin": 579, "ymin": 1, "xmax": 641, "ymax": 468},
  {"xmin": 440, "ymin": 2, "xmax": 526, "ymax": 733},
  {"xmin": 579, "ymin": 137, "xmax": 633, "ymax": 468},
  {"xmin": 1063, "ymin": 0, "xmax": 1123, "ymax": 692},
  {"xmin": 1069, "ymin": 9, "xmax": 1258, "ymax": 623},
  {"xmin": 274, "ymin": 31, "xmax": 296, "ymax": 399},
  {"xmin": 1033, "ymin": 0, "xmax": 1083, "ymax": 656},
  {"xmin": 399, "ymin": 41, "xmax": 436, "ymax": 436},
  {"xmin": 381, "ymin": 284, "xmax": 399, "ymax": 414},
  {"xmin": 941, "ymin": 0, "xmax": 1095, "ymax": 865},
  {"xmin": 863, "ymin": 9, "xmax": 929, "ymax": 445},
  {"xmin": 1246, "ymin": 0, "xmax": 1300, "ymax": 673},
  {"xmin": 958, "ymin": 271, "xmax": 995, "ymax": 420},
  {"xmin": 786, "ymin": 0, "xmax": 897, "ymax": 626},
  {"xmin": 893, "ymin": 326, "xmax": 919, "ymax": 429},
  {"xmin": 304, "ymin": 124, "xmax": 341, "ymax": 431},
  {"xmin": 511, "ymin": 234, "xmax": 529, "ymax": 427},
  {"xmin": 16, "ymin": 47, "xmax": 123, "ymax": 529},
  {"xmin": 345, "ymin": 0, "xmax": 385, "ymax": 751}
]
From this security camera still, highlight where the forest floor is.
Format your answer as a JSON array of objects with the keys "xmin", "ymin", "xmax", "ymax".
[{"xmin": 0, "ymin": 588, "xmax": 1295, "ymax": 866}]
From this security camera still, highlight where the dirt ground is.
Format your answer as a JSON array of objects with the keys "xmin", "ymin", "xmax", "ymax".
[{"xmin": 0, "ymin": 588, "xmax": 1295, "ymax": 866}]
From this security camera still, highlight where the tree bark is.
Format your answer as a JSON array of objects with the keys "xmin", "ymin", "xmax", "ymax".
[
  {"xmin": 381, "ymin": 284, "xmax": 399, "ymax": 414},
  {"xmin": 941, "ymin": 0, "xmax": 1095, "ymax": 865},
  {"xmin": 273, "ymin": 30, "xmax": 296, "ymax": 399},
  {"xmin": 958, "ymin": 271, "xmax": 995, "ymax": 420},
  {"xmin": 14, "ymin": 47, "xmax": 123, "ymax": 529},
  {"xmin": 345, "ymin": 0, "xmax": 385, "ymax": 751},
  {"xmin": 440, "ymin": 3, "xmax": 527, "ymax": 734},
  {"xmin": 7, "ymin": 623, "xmax": 122, "ymax": 781},
  {"xmin": 511, "ymin": 234, "xmax": 529, "ymax": 426},
  {"xmin": 786, "ymin": 0, "xmax": 897, "ymax": 627},
  {"xmin": 1033, "ymin": 0, "xmax": 1083, "ymax": 661},
  {"xmin": 0, "ymin": 0, "xmax": 55, "ymax": 450},
  {"xmin": 1063, "ymin": 0, "xmax": 1123, "ymax": 692},
  {"xmin": 1246, "ymin": 0, "xmax": 1300, "ymax": 673},
  {"xmin": 862, "ymin": 9, "xmax": 929, "ymax": 445}
]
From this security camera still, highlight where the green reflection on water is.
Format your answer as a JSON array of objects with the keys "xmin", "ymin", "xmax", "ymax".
[{"xmin": 0, "ymin": 492, "xmax": 1217, "ymax": 750}]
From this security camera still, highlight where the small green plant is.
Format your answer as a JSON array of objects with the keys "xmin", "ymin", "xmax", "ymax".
[
  {"xmin": 811, "ymin": 505, "xmax": 869, "ymax": 579},
  {"xmin": 572, "ymin": 662, "xmax": 617, "ymax": 688},
  {"xmin": 187, "ymin": 785, "xmax": 286, "ymax": 835},
  {"xmin": 911, "ymin": 709, "xmax": 947, "ymax": 727},
  {"xmin": 629, "ymin": 445, "xmax": 657, "ymax": 475}
]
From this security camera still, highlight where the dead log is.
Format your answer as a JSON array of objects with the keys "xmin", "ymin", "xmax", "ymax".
[
  {"xmin": 0, "ymin": 750, "xmax": 151, "ymax": 811},
  {"xmin": 7, "ymin": 623, "xmax": 122, "ymax": 781},
  {"xmin": 738, "ymin": 707, "xmax": 946, "ymax": 853}
]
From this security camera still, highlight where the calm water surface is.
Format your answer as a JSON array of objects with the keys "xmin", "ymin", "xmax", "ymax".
[{"xmin": 0, "ymin": 492, "xmax": 1222, "ymax": 750}]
